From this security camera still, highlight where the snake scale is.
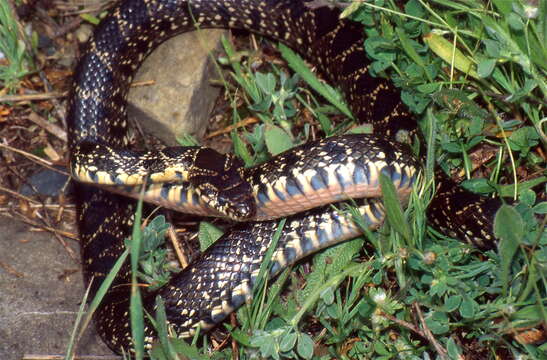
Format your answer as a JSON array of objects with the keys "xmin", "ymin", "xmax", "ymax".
[{"xmin": 66, "ymin": 0, "xmax": 503, "ymax": 353}]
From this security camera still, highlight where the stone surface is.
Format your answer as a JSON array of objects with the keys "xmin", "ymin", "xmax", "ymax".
[
  {"xmin": 127, "ymin": 29, "xmax": 226, "ymax": 146},
  {"xmin": 0, "ymin": 216, "xmax": 112, "ymax": 359},
  {"xmin": 19, "ymin": 167, "xmax": 72, "ymax": 197}
]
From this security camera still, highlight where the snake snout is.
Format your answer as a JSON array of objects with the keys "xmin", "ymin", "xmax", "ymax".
[
  {"xmin": 227, "ymin": 200, "xmax": 256, "ymax": 221},
  {"xmin": 216, "ymin": 180, "xmax": 257, "ymax": 221},
  {"xmin": 187, "ymin": 149, "xmax": 257, "ymax": 219}
]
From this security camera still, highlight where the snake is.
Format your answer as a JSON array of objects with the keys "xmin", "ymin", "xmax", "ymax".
[{"xmin": 66, "ymin": 0, "xmax": 503, "ymax": 353}]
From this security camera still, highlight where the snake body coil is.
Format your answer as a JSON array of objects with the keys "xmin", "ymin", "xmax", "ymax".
[{"xmin": 67, "ymin": 0, "xmax": 502, "ymax": 353}]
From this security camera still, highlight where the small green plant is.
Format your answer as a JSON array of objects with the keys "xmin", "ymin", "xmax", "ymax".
[
  {"xmin": 0, "ymin": 0, "xmax": 35, "ymax": 92},
  {"xmin": 134, "ymin": 215, "xmax": 174, "ymax": 291}
]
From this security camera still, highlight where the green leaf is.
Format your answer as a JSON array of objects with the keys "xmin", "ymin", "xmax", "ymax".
[
  {"xmin": 315, "ymin": 111, "xmax": 333, "ymax": 135},
  {"xmin": 423, "ymin": 32, "xmax": 479, "ymax": 79},
  {"xmin": 232, "ymin": 131, "xmax": 253, "ymax": 167},
  {"xmin": 264, "ymin": 124, "xmax": 294, "ymax": 156},
  {"xmin": 459, "ymin": 297, "xmax": 477, "ymax": 319},
  {"xmin": 168, "ymin": 338, "xmax": 210, "ymax": 360},
  {"xmin": 425, "ymin": 316, "xmax": 449, "ymax": 334},
  {"xmin": 461, "ymin": 178, "xmax": 497, "ymax": 194},
  {"xmin": 492, "ymin": 0, "xmax": 512, "ymax": 16},
  {"xmin": 372, "ymin": 271, "xmax": 383, "ymax": 285},
  {"xmin": 141, "ymin": 215, "xmax": 168, "ymax": 252},
  {"xmin": 444, "ymin": 295, "xmax": 462, "ymax": 312},
  {"xmin": 481, "ymin": 14, "xmax": 535, "ymax": 73},
  {"xmin": 252, "ymin": 333, "xmax": 278, "ymax": 358},
  {"xmin": 198, "ymin": 221, "xmax": 224, "ymax": 251},
  {"xmin": 512, "ymin": 304, "xmax": 545, "ymax": 325},
  {"xmin": 365, "ymin": 36, "xmax": 396, "ymax": 63},
  {"xmin": 400, "ymin": 89, "xmax": 431, "ymax": 114},
  {"xmin": 404, "ymin": 0, "xmax": 425, "ymax": 17},
  {"xmin": 395, "ymin": 27, "xmax": 426, "ymax": 69},
  {"xmin": 153, "ymin": 296, "xmax": 178, "ymax": 359},
  {"xmin": 176, "ymin": 133, "xmax": 200, "ymax": 146},
  {"xmin": 340, "ymin": 1, "xmax": 362, "ymax": 18},
  {"xmin": 373, "ymin": 341, "xmax": 390, "ymax": 355},
  {"xmin": 326, "ymin": 303, "xmax": 340, "ymax": 319},
  {"xmin": 279, "ymin": 330, "xmax": 297, "ymax": 352},
  {"xmin": 230, "ymin": 329, "xmax": 252, "ymax": 347},
  {"xmin": 508, "ymin": 126, "xmax": 539, "ymax": 154},
  {"xmin": 446, "ymin": 337, "xmax": 463, "ymax": 359},
  {"xmin": 507, "ymin": 12, "xmax": 525, "ymax": 31},
  {"xmin": 380, "ymin": 172, "xmax": 412, "ymax": 242},
  {"xmin": 430, "ymin": 279, "xmax": 449, "ymax": 297},
  {"xmin": 348, "ymin": 123, "xmax": 374, "ymax": 134},
  {"xmin": 299, "ymin": 237, "xmax": 363, "ymax": 303},
  {"xmin": 221, "ymin": 36, "xmax": 261, "ymax": 102},
  {"xmin": 73, "ymin": 248, "xmax": 129, "ymax": 356},
  {"xmin": 494, "ymin": 205, "xmax": 524, "ymax": 296},
  {"xmin": 79, "ymin": 13, "xmax": 101, "ymax": 25},
  {"xmin": 499, "ymin": 176, "xmax": 547, "ymax": 197},
  {"xmin": 519, "ymin": 189, "xmax": 536, "ymax": 207},
  {"xmin": 431, "ymin": 89, "xmax": 489, "ymax": 120},
  {"xmin": 416, "ymin": 82, "xmax": 440, "ymax": 94},
  {"xmin": 477, "ymin": 58, "xmax": 497, "ymax": 78},
  {"xmin": 320, "ymin": 286, "xmax": 335, "ymax": 305},
  {"xmin": 296, "ymin": 333, "xmax": 314, "ymax": 359},
  {"xmin": 482, "ymin": 39, "xmax": 501, "ymax": 58},
  {"xmin": 533, "ymin": 202, "xmax": 547, "ymax": 214},
  {"xmin": 255, "ymin": 72, "xmax": 276, "ymax": 94}
]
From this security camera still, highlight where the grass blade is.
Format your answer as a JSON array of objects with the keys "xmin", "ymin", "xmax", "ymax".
[
  {"xmin": 278, "ymin": 43, "xmax": 354, "ymax": 119},
  {"xmin": 130, "ymin": 193, "xmax": 145, "ymax": 359},
  {"xmin": 494, "ymin": 204, "xmax": 524, "ymax": 296},
  {"xmin": 380, "ymin": 172, "xmax": 412, "ymax": 243}
]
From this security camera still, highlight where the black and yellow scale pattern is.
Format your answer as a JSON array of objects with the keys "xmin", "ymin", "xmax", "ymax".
[
  {"xmin": 74, "ymin": 135, "xmax": 418, "ymax": 220},
  {"xmin": 66, "ymin": 0, "xmax": 502, "ymax": 353}
]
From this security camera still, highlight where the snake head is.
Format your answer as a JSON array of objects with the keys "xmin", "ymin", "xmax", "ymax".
[{"xmin": 189, "ymin": 148, "xmax": 256, "ymax": 221}]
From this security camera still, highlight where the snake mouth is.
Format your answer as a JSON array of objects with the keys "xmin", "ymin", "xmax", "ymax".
[
  {"xmin": 226, "ymin": 202, "xmax": 256, "ymax": 220},
  {"xmin": 213, "ymin": 178, "xmax": 258, "ymax": 221}
]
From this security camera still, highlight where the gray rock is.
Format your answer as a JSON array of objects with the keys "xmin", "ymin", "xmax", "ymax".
[
  {"xmin": 20, "ymin": 168, "xmax": 71, "ymax": 198},
  {"xmin": 128, "ymin": 29, "xmax": 226, "ymax": 145}
]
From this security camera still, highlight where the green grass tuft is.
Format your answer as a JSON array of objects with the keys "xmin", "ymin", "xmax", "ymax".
[{"xmin": 0, "ymin": 0, "xmax": 35, "ymax": 93}]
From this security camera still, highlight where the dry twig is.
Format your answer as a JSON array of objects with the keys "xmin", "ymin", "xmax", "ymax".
[
  {"xmin": 27, "ymin": 112, "xmax": 67, "ymax": 142},
  {"xmin": 413, "ymin": 302, "xmax": 449, "ymax": 359},
  {"xmin": 380, "ymin": 311, "xmax": 426, "ymax": 338},
  {"xmin": 22, "ymin": 355, "xmax": 120, "ymax": 360},
  {"xmin": 205, "ymin": 116, "xmax": 259, "ymax": 139},
  {"xmin": 0, "ymin": 92, "xmax": 67, "ymax": 102},
  {"xmin": 168, "ymin": 225, "xmax": 189, "ymax": 269}
]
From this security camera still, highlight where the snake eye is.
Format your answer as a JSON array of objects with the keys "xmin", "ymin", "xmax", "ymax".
[
  {"xmin": 215, "ymin": 183, "xmax": 256, "ymax": 221},
  {"xmin": 189, "ymin": 149, "xmax": 256, "ymax": 220},
  {"xmin": 222, "ymin": 198, "xmax": 255, "ymax": 221}
]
